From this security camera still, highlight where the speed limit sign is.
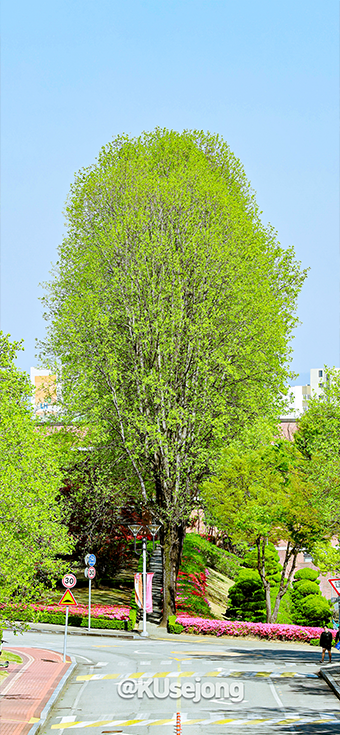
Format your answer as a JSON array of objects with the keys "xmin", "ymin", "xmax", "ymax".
[
  {"xmin": 85, "ymin": 566, "xmax": 96, "ymax": 579},
  {"xmin": 62, "ymin": 573, "xmax": 77, "ymax": 589}
]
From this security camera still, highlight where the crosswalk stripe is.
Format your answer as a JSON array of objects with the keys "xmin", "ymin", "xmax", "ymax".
[
  {"xmin": 75, "ymin": 669, "xmax": 317, "ymax": 682},
  {"xmin": 148, "ymin": 720, "xmax": 175, "ymax": 726},
  {"xmin": 51, "ymin": 715, "xmax": 339, "ymax": 729}
]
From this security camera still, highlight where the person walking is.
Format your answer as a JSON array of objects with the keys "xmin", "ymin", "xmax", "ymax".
[{"xmin": 319, "ymin": 625, "xmax": 333, "ymax": 663}]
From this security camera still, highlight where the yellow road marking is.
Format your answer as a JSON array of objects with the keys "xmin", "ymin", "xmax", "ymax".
[
  {"xmin": 177, "ymin": 671, "xmax": 195, "ymax": 678},
  {"xmin": 127, "ymin": 672, "xmax": 144, "ymax": 678},
  {"xmin": 246, "ymin": 719, "xmax": 268, "ymax": 724},
  {"xmin": 182, "ymin": 719, "xmax": 206, "ymax": 724},
  {"xmin": 255, "ymin": 672, "xmax": 272, "ymax": 677},
  {"xmin": 84, "ymin": 722, "xmax": 113, "ymax": 729},
  {"xmin": 153, "ymin": 671, "xmax": 171, "ymax": 678},
  {"xmin": 280, "ymin": 672, "xmax": 296, "ymax": 677},
  {"xmin": 149, "ymin": 719, "xmax": 175, "ymax": 725},
  {"xmin": 277, "ymin": 719, "xmax": 300, "ymax": 725}
]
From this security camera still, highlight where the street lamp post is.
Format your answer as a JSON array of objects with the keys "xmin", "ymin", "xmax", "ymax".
[{"xmin": 128, "ymin": 521, "xmax": 161, "ymax": 638}]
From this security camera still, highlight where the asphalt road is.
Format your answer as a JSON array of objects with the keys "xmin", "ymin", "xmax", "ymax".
[{"xmin": 4, "ymin": 629, "xmax": 340, "ymax": 734}]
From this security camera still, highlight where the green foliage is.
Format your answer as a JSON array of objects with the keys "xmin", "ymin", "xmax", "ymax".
[
  {"xmin": 167, "ymin": 615, "xmax": 184, "ymax": 634},
  {"xmin": 184, "ymin": 533, "xmax": 242, "ymax": 580},
  {"xmin": 227, "ymin": 569, "xmax": 266, "ymax": 622},
  {"xmin": 293, "ymin": 595, "xmax": 331, "ymax": 627},
  {"xmin": 294, "ymin": 568, "xmax": 319, "ymax": 582},
  {"xmin": 0, "ymin": 333, "xmax": 72, "ymax": 623},
  {"xmin": 272, "ymin": 586, "xmax": 292, "ymax": 624},
  {"xmin": 291, "ymin": 568, "xmax": 330, "ymax": 627},
  {"xmin": 40, "ymin": 128, "xmax": 306, "ymax": 618},
  {"xmin": 127, "ymin": 608, "xmax": 137, "ymax": 630},
  {"xmin": 245, "ymin": 543, "xmax": 282, "ymax": 586},
  {"xmin": 293, "ymin": 369, "xmax": 340, "ymax": 571},
  {"xmin": 176, "ymin": 535, "xmax": 211, "ymax": 617},
  {"xmin": 291, "ymin": 580, "xmax": 321, "ymax": 601},
  {"xmin": 80, "ymin": 617, "xmax": 125, "ymax": 629},
  {"xmin": 202, "ymin": 439, "xmax": 331, "ymax": 623}
]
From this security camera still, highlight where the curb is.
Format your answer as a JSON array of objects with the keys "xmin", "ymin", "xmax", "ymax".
[
  {"xmin": 27, "ymin": 656, "xmax": 77, "ymax": 735},
  {"xmin": 319, "ymin": 664, "xmax": 340, "ymax": 700}
]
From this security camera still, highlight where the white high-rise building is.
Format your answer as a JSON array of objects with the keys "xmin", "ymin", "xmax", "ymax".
[{"xmin": 281, "ymin": 367, "xmax": 339, "ymax": 419}]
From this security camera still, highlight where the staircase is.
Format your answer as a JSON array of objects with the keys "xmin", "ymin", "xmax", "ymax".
[{"xmin": 147, "ymin": 545, "xmax": 163, "ymax": 624}]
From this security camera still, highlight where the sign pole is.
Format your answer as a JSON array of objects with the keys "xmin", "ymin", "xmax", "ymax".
[
  {"xmin": 141, "ymin": 537, "xmax": 148, "ymax": 638},
  {"xmin": 88, "ymin": 578, "xmax": 91, "ymax": 631},
  {"xmin": 63, "ymin": 605, "xmax": 69, "ymax": 662}
]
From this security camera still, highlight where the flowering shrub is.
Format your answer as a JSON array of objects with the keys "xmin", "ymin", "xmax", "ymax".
[
  {"xmin": 1, "ymin": 603, "xmax": 133, "ymax": 629},
  {"xmin": 169, "ymin": 614, "xmax": 336, "ymax": 643},
  {"xmin": 33, "ymin": 604, "xmax": 130, "ymax": 620},
  {"xmin": 176, "ymin": 535, "xmax": 212, "ymax": 617}
]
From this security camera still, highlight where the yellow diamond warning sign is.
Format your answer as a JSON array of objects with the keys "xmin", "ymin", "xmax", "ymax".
[{"xmin": 59, "ymin": 589, "xmax": 77, "ymax": 606}]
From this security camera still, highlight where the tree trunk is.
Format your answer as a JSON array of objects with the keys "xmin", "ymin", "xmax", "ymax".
[
  {"xmin": 269, "ymin": 546, "xmax": 299, "ymax": 623},
  {"xmin": 160, "ymin": 521, "xmax": 185, "ymax": 627},
  {"xmin": 256, "ymin": 536, "xmax": 272, "ymax": 623}
]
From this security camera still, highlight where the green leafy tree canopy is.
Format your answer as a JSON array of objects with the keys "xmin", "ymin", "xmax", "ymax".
[
  {"xmin": 0, "ymin": 333, "xmax": 72, "ymax": 623},
  {"xmin": 40, "ymin": 129, "xmax": 306, "ymax": 621}
]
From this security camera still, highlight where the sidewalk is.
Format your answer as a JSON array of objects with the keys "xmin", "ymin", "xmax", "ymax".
[{"xmin": 0, "ymin": 647, "xmax": 73, "ymax": 735}]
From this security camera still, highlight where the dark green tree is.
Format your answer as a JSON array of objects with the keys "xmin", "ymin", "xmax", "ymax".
[
  {"xmin": 291, "ymin": 569, "xmax": 331, "ymax": 627},
  {"xmin": 227, "ymin": 569, "xmax": 266, "ymax": 622}
]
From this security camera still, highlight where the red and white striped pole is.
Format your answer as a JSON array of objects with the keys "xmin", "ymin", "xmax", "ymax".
[{"xmin": 174, "ymin": 712, "xmax": 182, "ymax": 734}]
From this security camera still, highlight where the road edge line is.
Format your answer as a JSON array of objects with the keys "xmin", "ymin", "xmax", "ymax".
[
  {"xmin": 27, "ymin": 656, "xmax": 77, "ymax": 735},
  {"xmin": 319, "ymin": 666, "xmax": 340, "ymax": 700}
]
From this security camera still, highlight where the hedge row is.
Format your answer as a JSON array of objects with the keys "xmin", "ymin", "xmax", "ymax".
[{"xmin": 1, "ymin": 605, "xmax": 137, "ymax": 631}]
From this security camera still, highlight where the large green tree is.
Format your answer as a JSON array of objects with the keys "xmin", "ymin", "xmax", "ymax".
[
  {"xmin": 294, "ymin": 368, "xmax": 340, "ymax": 572},
  {"xmin": 0, "ymin": 333, "xmax": 71, "ymax": 621},
  {"xmin": 40, "ymin": 129, "xmax": 305, "ymax": 622},
  {"xmin": 201, "ymin": 441, "xmax": 329, "ymax": 623}
]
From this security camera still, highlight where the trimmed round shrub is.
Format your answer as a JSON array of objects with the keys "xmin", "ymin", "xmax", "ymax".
[
  {"xmin": 294, "ymin": 595, "xmax": 331, "ymax": 627},
  {"xmin": 294, "ymin": 568, "xmax": 319, "ymax": 583},
  {"xmin": 227, "ymin": 569, "xmax": 266, "ymax": 623},
  {"xmin": 292, "ymin": 580, "xmax": 321, "ymax": 601}
]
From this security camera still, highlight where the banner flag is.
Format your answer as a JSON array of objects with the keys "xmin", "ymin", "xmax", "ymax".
[{"xmin": 134, "ymin": 573, "xmax": 154, "ymax": 612}]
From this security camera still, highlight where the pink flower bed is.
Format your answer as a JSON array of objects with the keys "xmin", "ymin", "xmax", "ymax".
[
  {"xmin": 175, "ymin": 615, "xmax": 335, "ymax": 642},
  {"xmin": 33, "ymin": 604, "xmax": 130, "ymax": 620}
]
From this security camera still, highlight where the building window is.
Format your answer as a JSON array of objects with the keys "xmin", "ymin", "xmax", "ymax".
[
  {"xmin": 319, "ymin": 370, "xmax": 323, "ymax": 378},
  {"xmin": 303, "ymin": 551, "xmax": 313, "ymax": 563}
]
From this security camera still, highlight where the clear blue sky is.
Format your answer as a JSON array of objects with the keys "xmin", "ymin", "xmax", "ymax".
[{"xmin": 1, "ymin": 0, "xmax": 338, "ymax": 384}]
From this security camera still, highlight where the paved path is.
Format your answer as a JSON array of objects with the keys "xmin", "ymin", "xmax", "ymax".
[
  {"xmin": 4, "ymin": 629, "xmax": 340, "ymax": 734},
  {"xmin": 0, "ymin": 647, "xmax": 71, "ymax": 735}
]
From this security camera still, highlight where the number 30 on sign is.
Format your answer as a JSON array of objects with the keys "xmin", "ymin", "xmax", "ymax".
[{"xmin": 62, "ymin": 573, "xmax": 77, "ymax": 589}]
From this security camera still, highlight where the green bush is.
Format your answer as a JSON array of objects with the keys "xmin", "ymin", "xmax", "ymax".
[
  {"xmin": 127, "ymin": 609, "xmax": 137, "ymax": 630},
  {"xmin": 291, "ymin": 581, "xmax": 321, "ymax": 601},
  {"xmin": 80, "ymin": 617, "xmax": 125, "ymax": 629},
  {"xmin": 167, "ymin": 615, "xmax": 184, "ymax": 634},
  {"xmin": 291, "ymin": 568, "xmax": 331, "ymax": 627},
  {"xmin": 294, "ymin": 568, "xmax": 319, "ymax": 583},
  {"xmin": 227, "ymin": 569, "xmax": 266, "ymax": 622},
  {"xmin": 39, "ymin": 611, "xmax": 82, "ymax": 626},
  {"xmin": 293, "ymin": 595, "xmax": 331, "ymax": 627}
]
